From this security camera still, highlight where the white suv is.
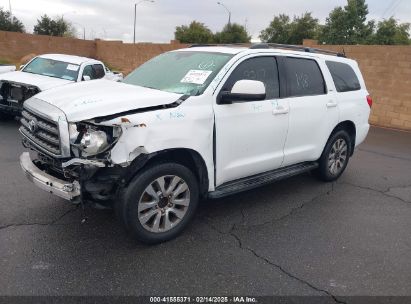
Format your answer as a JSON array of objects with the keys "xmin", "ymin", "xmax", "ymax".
[{"xmin": 19, "ymin": 44, "xmax": 371, "ymax": 243}]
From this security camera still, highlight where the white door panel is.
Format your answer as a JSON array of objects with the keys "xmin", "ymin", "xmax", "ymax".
[
  {"xmin": 281, "ymin": 57, "xmax": 339, "ymax": 166},
  {"xmin": 282, "ymin": 94, "xmax": 339, "ymax": 166},
  {"xmin": 215, "ymin": 99, "xmax": 289, "ymax": 185}
]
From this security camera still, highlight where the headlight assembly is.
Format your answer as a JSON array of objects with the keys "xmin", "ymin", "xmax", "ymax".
[{"xmin": 69, "ymin": 123, "xmax": 121, "ymax": 157}]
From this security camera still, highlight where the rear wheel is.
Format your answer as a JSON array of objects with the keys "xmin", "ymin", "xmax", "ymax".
[
  {"xmin": 316, "ymin": 130, "xmax": 352, "ymax": 182},
  {"xmin": 118, "ymin": 163, "xmax": 199, "ymax": 244}
]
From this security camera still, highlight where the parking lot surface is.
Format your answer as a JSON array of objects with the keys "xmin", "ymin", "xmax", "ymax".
[{"xmin": 0, "ymin": 118, "xmax": 410, "ymax": 301}]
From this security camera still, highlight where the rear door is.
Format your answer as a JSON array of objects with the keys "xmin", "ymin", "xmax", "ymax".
[{"xmin": 280, "ymin": 56, "xmax": 339, "ymax": 166}]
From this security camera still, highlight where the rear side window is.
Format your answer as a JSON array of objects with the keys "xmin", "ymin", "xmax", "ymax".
[
  {"xmin": 223, "ymin": 56, "xmax": 280, "ymax": 100},
  {"xmin": 326, "ymin": 61, "xmax": 361, "ymax": 92},
  {"xmin": 285, "ymin": 57, "xmax": 326, "ymax": 97}
]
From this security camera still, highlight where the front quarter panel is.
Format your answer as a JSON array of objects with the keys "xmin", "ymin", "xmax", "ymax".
[{"xmin": 99, "ymin": 95, "xmax": 216, "ymax": 190}]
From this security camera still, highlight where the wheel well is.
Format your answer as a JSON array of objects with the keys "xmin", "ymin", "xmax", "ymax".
[
  {"xmin": 129, "ymin": 149, "xmax": 209, "ymax": 199},
  {"xmin": 331, "ymin": 121, "xmax": 356, "ymax": 156}
]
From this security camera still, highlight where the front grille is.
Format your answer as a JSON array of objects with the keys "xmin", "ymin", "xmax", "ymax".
[
  {"xmin": 0, "ymin": 81, "xmax": 39, "ymax": 106},
  {"xmin": 20, "ymin": 109, "xmax": 61, "ymax": 156}
]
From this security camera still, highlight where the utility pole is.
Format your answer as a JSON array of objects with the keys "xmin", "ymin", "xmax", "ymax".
[
  {"xmin": 8, "ymin": 0, "xmax": 12, "ymax": 22},
  {"xmin": 134, "ymin": 0, "xmax": 154, "ymax": 44},
  {"xmin": 217, "ymin": 2, "xmax": 231, "ymax": 25}
]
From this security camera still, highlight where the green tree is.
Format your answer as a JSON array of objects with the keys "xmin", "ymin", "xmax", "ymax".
[
  {"xmin": 289, "ymin": 13, "xmax": 321, "ymax": 44},
  {"xmin": 33, "ymin": 15, "xmax": 76, "ymax": 37},
  {"xmin": 372, "ymin": 17, "xmax": 410, "ymax": 45},
  {"xmin": 259, "ymin": 14, "xmax": 291, "ymax": 44},
  {"xmin": 214, "ymin": 23, "xmax": 251, "ymax": 44},
  {"xmin": 174, "ymin": 21, "xmax": 214, "ymax": 44},
  {"xmin": 320, "ymin": 0, "xmax": 374, "ymax": 44},
  {"xmin": 0, "ymin": 7, "xmax": 25, "ymax": 32},
  {"xmin": 260, "ymin": 13, "xmax": 320, "ymax": 44}
]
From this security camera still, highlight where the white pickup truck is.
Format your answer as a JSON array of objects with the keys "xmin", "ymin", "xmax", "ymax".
[
  {"xmin": 19, "ymin": 44, "xmax": 371, "ymax": 244},
  {"xmin": 0, "ymin": 54, "xmax": 123, "ymax": 117},
  {"xmin": 0, "ymin": 64, "xmax": 16, "ymax": 74}
]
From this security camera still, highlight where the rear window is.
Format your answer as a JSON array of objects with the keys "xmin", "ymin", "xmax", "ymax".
[
  {"xmin": 326, "ymin": 61, "xmax": 361, "ymax": 92},
  {"xmin": 285, "ymin": 57, "xmax": 326, "ymax": 97}
]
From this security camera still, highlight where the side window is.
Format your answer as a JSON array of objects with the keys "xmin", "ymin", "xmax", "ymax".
[
  {"xmin": 82, "ymin": 65, "xmax": 93, "ymax": 80},
  {"xmin": 82, "ymin": 64, "xmax": 105, "ymax": 80},
  {"xmin": 285, "ymin": 57, "xmax": 326, "ymax": 97},
  {"xmin": 223, "ymin": 57, "xmax": 280, "ymax": 100},
  {"xmin": 326, "ymin": 61, "xmax": 361, "ymax": 92},
  {"xmin": 93, "ymin": 64, "xmax": 105, "ymax": 79}
]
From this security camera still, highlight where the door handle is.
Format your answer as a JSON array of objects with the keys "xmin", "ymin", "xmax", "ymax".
[
  {"xmin": 272, "ymin": 106, "xmax": 289, "ymax": 115},
  {"xmin": 326, "ymin": 100, "xmax": 338, "ymax": 108}
]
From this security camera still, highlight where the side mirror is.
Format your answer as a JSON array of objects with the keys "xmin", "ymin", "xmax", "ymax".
[
  {"xmin": 219, "ymin": 80, "xmax": 266, "ymax": 104},
  {"xmin": 82, "ymin": 75, "xmax": 91, "ymax": 81}
]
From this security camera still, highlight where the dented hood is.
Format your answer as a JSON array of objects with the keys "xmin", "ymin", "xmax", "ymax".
[
  {"xmin": 32, "ymin": 79, "xmax": 182, "ymax": 122},
  {"xmin": 0, "ymin": 71, "xmax": 73, "ymax": 90}
]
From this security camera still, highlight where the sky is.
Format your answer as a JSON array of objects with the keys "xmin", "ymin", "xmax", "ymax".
[{"xmin": 2, "ymin": 0, "xmax": 410, "ymax": 43}]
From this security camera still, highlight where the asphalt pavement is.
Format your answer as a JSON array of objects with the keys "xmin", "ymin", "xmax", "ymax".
[{"xmin": 0, "ymin": 117, "xmax": 410, "ymax": 302}]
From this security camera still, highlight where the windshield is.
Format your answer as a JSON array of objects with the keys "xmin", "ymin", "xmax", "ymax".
[
  {"xmin": 123, "ymin": 51, "xmax": 233, "ymax": 96},
  {"xmin": 22, "ymin": 57, "xmax": 80, "ymax": 81}
]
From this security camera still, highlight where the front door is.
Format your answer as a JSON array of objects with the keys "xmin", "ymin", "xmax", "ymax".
[{"xmin": 213, "ymin": 56, "xmax": 289, "ymax": 186}]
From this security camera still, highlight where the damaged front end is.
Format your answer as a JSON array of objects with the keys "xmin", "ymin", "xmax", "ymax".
[
  {"xmin": 0, "ymin": 81, "xmax": 40, "ymax": 115},
  {"xmin": 19, "ymin": 98, "xmax": 130, "ymax": 207}
]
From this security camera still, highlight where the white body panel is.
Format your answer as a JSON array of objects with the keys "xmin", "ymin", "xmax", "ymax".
[
  {"xmin": 0, "ymin": 65, "xmax": 16, "ymax": 74},
  {"xmin": 0, "ymin": 70, "xmax": 73, "ymax": 90},
  {"xmin": 214, "ymin": 98, "xmax": 289, "ymax": 185},
  {"xmin": 212, "ymin": 53, "xmax": 289, "ymax": 185},
  {"xmin": 282, "ymin": 58, "xmax": 339, "ymax": 166},
  {"xmin": 36, "ymin": 80, "xmax": 181, "ymax": 122}
]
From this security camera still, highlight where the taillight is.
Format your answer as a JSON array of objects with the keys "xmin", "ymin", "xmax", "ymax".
[{"xmin": 366, "ymin": 95, "xmax": 373, "ymax": 108}]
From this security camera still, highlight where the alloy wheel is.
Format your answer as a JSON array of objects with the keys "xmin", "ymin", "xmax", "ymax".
[
  {"xmin": 137, "ymin": 175, "xmax": 190, "ymax": 233},
  {"xmin": 327, "ymin": 138, "xmax": 348, "ymax": 176}
]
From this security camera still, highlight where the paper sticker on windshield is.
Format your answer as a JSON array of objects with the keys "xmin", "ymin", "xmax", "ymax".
[
  {"xmin": 181, "ymin": 70, "xmax": 213, "ymax": 84},
  {"xmin": 66, "ymin": 64, "xmax": 79, "ymax": 71}
]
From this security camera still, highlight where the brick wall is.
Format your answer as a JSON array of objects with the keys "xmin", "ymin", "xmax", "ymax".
[
  {"xmin": 0, "ymin": 31, "xmax": 410, "ymax": 131},
  {"xmin": 303, "ymin": 40, "xmax": 411, "ymax": 131},
  {"xmin": 95, "ymin": 39, "xmax": 188, "ymax": 75},
  {"xmin": 0, "ymin": 31, "xmax": 187, "ymax": 74},
  {"xmin": 0, "ymin": 31, "xmax": 96, "ymax": 63}
]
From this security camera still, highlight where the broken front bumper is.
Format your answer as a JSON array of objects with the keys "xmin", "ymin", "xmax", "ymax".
[{"xmin": 19, "ymin": 152, "xmax": 80, "ymax": 201}]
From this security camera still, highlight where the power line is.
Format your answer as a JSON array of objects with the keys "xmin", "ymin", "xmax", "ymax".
[
  {"xmin": 381, "ymin": 0, "xmax": 402, "ymax": 19},
  {"xmin": 388, "ymin": 0, "xmax": 403, "ymax": 18}
]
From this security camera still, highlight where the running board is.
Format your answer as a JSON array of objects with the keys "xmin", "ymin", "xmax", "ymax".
[{"xmin": 208, "ymin": 162, "xmax": 318, "ymax": 199}]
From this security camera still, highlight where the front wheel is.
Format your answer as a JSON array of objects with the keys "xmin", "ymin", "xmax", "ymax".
[
  {"xmin": 315, "ymin": 130, "xmax": 352, "ymax": 182},
  {"xmin": 119, "ymin": 163, "xmax": 199, "ymax": 244}
]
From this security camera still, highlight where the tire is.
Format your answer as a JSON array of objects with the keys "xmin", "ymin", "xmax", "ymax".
[
  {"xmin": 118, "ymin": 162, "xmax": 199, "ymax": 244},
  {"xmin": 315, "ymin": 130, "xmax": 352, "ymax": 182}
]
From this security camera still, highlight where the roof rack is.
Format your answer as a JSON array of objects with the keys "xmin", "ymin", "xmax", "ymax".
[
  {"xmin": 189, "ymin": 43, "xmax": 250, "ymax": 48},
  {"xmin": 188, "ymin": 43, "xmax": 346, "ymax": 58},
  {"xmin": 249, "ymin": 43, "xmax": 346, "ymax": 58}
]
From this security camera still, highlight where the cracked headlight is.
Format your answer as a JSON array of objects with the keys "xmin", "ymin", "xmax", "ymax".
[{"xmin": 69, "ymin": 123, "xmax": 121, "ymax": 157}]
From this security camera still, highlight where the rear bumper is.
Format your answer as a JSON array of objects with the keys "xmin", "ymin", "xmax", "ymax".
[{"xmin": 19, "ymin": 152, "xmax": 80, "ymax": 201}]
